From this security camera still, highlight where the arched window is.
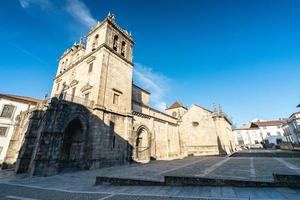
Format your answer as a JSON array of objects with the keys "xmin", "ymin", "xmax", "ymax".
[
  {"xmin": 92, "ymin": 34, "xmax": 99, "ymax": 51},
  {"xmin": 113, "ymin": 35, "xmax": 118, "ymax": 51},
  {"xmin": 61, "ymin": 62, "xmax": 65, "ymax": 73},
  {"xmin": 121, "ymin": 41, "xmax": 126, "ymax": 57}
]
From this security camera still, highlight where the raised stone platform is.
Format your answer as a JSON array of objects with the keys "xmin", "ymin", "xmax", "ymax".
[{"xmin": 95, "ymin": 150, "xmax": 300, "ymax": 187}]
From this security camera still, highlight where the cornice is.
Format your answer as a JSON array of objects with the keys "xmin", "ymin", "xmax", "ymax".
[{"xmin": 54, "ymin": 43, "xmax": 133, "ymax": 81}]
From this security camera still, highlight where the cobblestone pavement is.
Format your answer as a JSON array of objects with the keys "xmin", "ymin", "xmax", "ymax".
[
  {"xmin": 1, "ymin": 183, "xmax": 300, "ymax": 199},
  {"xmin": 1, "ymin": 150, "xmax": 300, "ymax": 199}
]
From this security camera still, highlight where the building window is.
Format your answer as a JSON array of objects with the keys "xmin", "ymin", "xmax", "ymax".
[
  {"xmin": 1, "ymin": 105, "xmax": 15, "ymax": 118},
  {"xmin": 84, "ymin": 93, "xmax": 90, "ymax": 101},
  {"xmin": 113, "ymin": 93, "xmax": 119, "ymax": 105},
  {"xmin": 172, "ymin": 111, "xmax": 177, "ymax": 117},
  {"xmin": 192, "ymin": 122, "xmax": 199, "ymax": 127},
  {"xmin": 113, "ymin": 35, "xmax": 118, "ymax": 51},
  {"xmin": 56, "ymin": 83, "xmax": 60, "ymax": 91},
  {"xmin": 88, "ymin": 63, "xmax": 93, "ymax": 73},
  {"xmin": 109, "ymin": 121, "xmax": 115, "ymax": 149},
  {"xmin": 277, "ymin": 132, "xmax": 281, "ymax": 136},
  {"xmin": 0, "ymin": 127, "xmax": 9, "ymax": 137},
  {"xmin": 92, "ymin": 34, "xmax": 99, "ymax": 50},
  {"xmin": 121, "ymin": 41, "xmax": 126, "ymax": 57},
  {"xmin": 71, "ymin": 87, "xmax": 76, "ymax": 101}
]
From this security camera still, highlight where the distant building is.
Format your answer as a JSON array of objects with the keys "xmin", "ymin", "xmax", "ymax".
[
  {"xmin": 0, "ymin": 94, "xmax": 40, "ymax": 164},
  {"xmin": 282, "ymin": 112, "xmax": 300, "ymax": 144},
  {"xmin": 233, "ymin": 119, "xmax": 286, "ymax": 146}
]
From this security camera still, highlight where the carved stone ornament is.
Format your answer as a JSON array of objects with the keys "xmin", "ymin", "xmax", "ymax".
[
  {"xmin": 86, "ymin": 56, "xmax": 96, "ymax": 64},
  {"xmin": 70, "ymin": 80, "xmax": 79, "ymax": 87},
  {"xmin": 56, "ymin": 78, "xmax": 62, "ymax": 83},
  {"xmin": 81, "ymin": 83, "xmax": 93, "ymax": 92}
]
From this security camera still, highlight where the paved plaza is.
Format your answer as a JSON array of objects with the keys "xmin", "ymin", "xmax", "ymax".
[{"xmin": 1, "ymin": 150, "xmax": 300, "ymax": 199}]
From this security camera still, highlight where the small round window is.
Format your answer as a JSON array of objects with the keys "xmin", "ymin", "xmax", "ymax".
[
  {"xmin": 172, "ymin": 111, "xmax": 177, "ymax": 117},
  {"xmin": 192, "ymin": 122, "xmax": 199, "ymax": 127}
]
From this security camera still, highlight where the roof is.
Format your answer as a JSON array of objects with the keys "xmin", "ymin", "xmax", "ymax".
[
  {"xmin": 235, "ymin": 120, "xmax": 286, "ymax": 130},
  {"xmin": 0, "ymin": 93, "xmax": 41, "ymax": 104},
  {"xmin": 166, "ymin": 101, "xmax": 187, "ymax": 110},
  {"xmin": 132, "ymin": 84, "xmax": 150, "ymax": 94},
  {"xmin": 253, "ymin": 120, "xmax": 286, "ymax": 127}
]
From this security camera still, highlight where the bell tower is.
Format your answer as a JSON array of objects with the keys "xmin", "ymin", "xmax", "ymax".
[
  {"xmin": 51, "ymin": 13, "xmax": 134, "ymax": 115},
  {"xmin": 88, "ymin": 13, "xmax": 134, "ymax": 114}
]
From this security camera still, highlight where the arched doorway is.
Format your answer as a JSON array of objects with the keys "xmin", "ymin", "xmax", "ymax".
[
  {"xmin": 135, "ymin": 126, "xmax": 151, "ymax": 162},
  {"xmin": 60, "ymin": 118, "xmax": 84, "ymax": 170}
]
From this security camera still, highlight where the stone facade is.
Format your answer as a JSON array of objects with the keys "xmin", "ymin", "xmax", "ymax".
[
  {"xmin": 282, "ymin": 112, "xmax": 300, "ymax": 144},
  {"xmin": 0, "ymin": 94, "xmax": 40, "ymax": 165},
  {"xmin": 12, "ymin": 14, "xmax": 235, "ymax": 176},
  {"xmin": 233, "ymin": 119, "xmax": 286, "ymax": 146}
]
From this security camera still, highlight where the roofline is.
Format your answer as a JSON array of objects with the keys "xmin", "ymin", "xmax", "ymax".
[
  {"xmin": 133, "ymin": 100, "xmax": 177, "ymax": 120},
  {"xmin": 192, "ymin": 104, "xmax": 212, "ymax": 113},
  {"xmin": 165, "ymin": 102, "xmax": 188, "ymax": 110},
  {"xmin": 0, "ymin": 93, "xmax": 41, "ymax": 104},
  {"xmin": 132, "ymin": 84, "xmax": 150, "ymax": 94}
]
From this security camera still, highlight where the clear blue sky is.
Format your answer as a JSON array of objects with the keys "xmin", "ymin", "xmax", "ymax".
[{"xmin": 0, "ymin": 0, "xmax": 300, "ymax": 126}]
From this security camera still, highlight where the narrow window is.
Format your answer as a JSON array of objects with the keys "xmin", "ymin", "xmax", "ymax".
[
  {"xmin": 0, "ymin": 127, "xmax": 8, "ymax": 137},
  {"xmin": 109, "ymin": 121, "xmax": 115, "ymax": 149},
  {"xmin": 56, "ymin": 83, "xmax": 60, "ymax": 91},
  {"xmin": 71, "ymin": 87, "xmax": 76, "ymax": 101},
  {"xmin": 121, "ymin": 41, "xmax": 126, "ymax": 57},
  {"xmin": 0, "ymin": 105, "xmax": 15, "ymax": 118},
  {"xmin": 92, "ymin": 34, "xmax": 99, "ymax": 51},
  {"xmin": 84, "ymin": 93, "xmax": 90, "ymax": 101},
  {"xmin": 113, "ymin": 35, "xmax": 118, "ymax": 51},
  {"xmin": 113, "ymin": 93, "xmax": 119, "ymax": 105},
  {"xmin": 88, "ymin": 63, "xmax": 93, "ymax": 73}
]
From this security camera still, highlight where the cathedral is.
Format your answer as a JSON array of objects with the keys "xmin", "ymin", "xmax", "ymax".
[{"xmin": 8, "ymin": 14, "xmax": 235, "ymax": 176}]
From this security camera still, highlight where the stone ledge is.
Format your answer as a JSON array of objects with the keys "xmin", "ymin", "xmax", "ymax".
[
  {"xmin": 95, "ymin": 173, "xmax": 300, "ymax": 187},
  {"xmin": 95, "ymin": 176, "xmax": 164, "ymax": 186}
]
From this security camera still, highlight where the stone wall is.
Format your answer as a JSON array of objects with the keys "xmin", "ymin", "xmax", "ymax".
[
  {"xmin": 179, "ymin": 104, "xmax": 234, "ymax": 156},
  {"xmin": 15, "ymin": 98, "xmax": 133, "ymax": 176}
]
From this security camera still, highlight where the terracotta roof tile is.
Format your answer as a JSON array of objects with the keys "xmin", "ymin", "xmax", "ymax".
[
  {"xmin": 252, "ymin": 120, "xmax": 286, "ymax": 127},
  {"xmin": 166, "ymin": 101, "xmax": 184, "ymax": 110},
  {"xmin": 0, "ymin": 93, "xmax": 41, "ymax": 104}
]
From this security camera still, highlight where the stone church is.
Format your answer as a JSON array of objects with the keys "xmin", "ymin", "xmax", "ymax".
[{"xmin": 7, "ymin": 14, "xmax": 235, "ymax": 176}]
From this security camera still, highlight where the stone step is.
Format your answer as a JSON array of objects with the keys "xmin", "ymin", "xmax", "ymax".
[{"xmin": 95, "ymin": 173, "xmax": 300, "ymax": 187}]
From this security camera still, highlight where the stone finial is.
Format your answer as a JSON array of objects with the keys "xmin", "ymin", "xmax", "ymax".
[
  {"xmin": 213, "ymin": 103, "xmax": 217, "ymax": 113},
  {"xmin": 108, "ymin": 11, "xmax": 112, "ymax": 17},
  {"xmin": 44, "ymin": 93, "xmax": 48, "ymax": 100},
  {"xmin": 219, "ymin": 104, "xmax": 223, "ymax": 115},
  {"xmin": 107, "ymin": 11, "xmax": 115, "ymax": 21}
]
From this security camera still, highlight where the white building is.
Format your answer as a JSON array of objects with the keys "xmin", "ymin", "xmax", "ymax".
[
  {"xmin": 282, "ymin": 111, "xmax": 300, "ymax": 144},
  {"xmin": 233, "ymin": 119, "xmax": 286, "ymax": 146},
  {"xmin": 0, "ymin": 94, "xmax": 40, "ymax": 164}
]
